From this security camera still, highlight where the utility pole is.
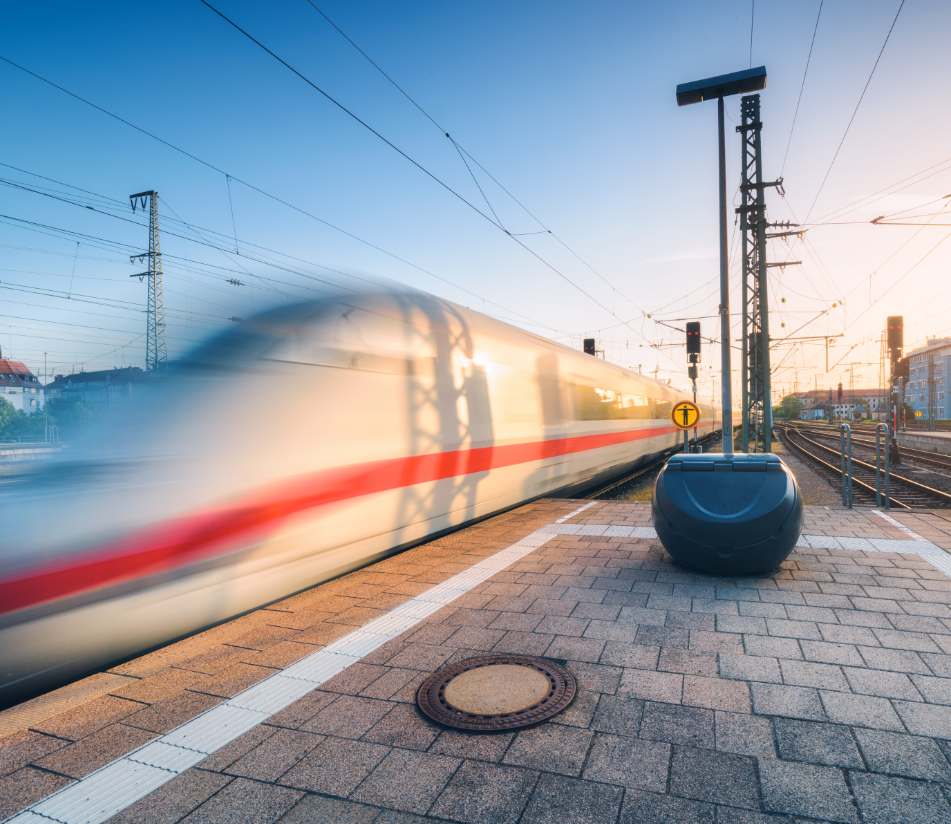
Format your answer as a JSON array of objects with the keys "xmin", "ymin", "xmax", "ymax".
[
  {"xmin": 129, "ymin": 191, "xmax": 167, "ymax": 372},
  {"xmin": 737, "ymin": 93, "xmax": 787, "ymax": 453}
]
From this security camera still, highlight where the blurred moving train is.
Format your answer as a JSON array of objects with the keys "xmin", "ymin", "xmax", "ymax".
[{"xmin": 0, "ymin": 288, "xmax": 721, "ymax": 702}]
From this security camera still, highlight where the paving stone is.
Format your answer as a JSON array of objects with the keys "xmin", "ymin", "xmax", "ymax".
[
  {"xmin": 32, "ymin": 694, "xmax": 144, "ymax": 740},
  {"xmin": 385, "ymin": 643, "xmax": 456, "ymax": 670},
  {"xmin": 854, "ymin": 728, "xmax": 951, "ymax": 781},
  {"xmin": 750, "ymin": 682, "xmax": 826, "ymax": 721},
  {"xmin": 600, "ymin": 641, "xmax": 659, "ymax": 670},
  {"xmin": 487, "ymin": 612, "xmax": 545, "ymax": 631},
  {"xmin": 502, "ymin": 723, "xmax": 593, "ymax": 776},
  {"xmin": 562, "ymin": 660, "xmax": 621, "ymax": 694},
  {"xmin": 109, "ymin": 769, "xmax": 232, "ymax": 824},
  {"xmin": 430, "ymin": 760, "xmax": 538, "ymax": 824},
  {"xmin": 492, "ymin": 631, "xmax": 554, "ymax": 656},
  {"xmin": 636, "ymin": 626, "xmax": 690, "ymax": 648},
  {"xmin": 618, "ymin": 789, "xmax": 715, "ymax": 824},
  {"xmin": 110, "ymin": 667, "xmax": 203, "ymax": 703},
  {"xmin": 640, "ymin": 702, "xmax": 715, "ymax": 748},
  {"xmin": 738, "ymin": 601, "xmax": 786, "ymax": 619},
  {"xmin": 544, "ymin": 635, "xmax": 605, "ymax": 663},
  {"xmin": 859, "ymin": 646, "xmax": 931, "ymax": 674},
  {"xmin": 618, "ymin": 667, "xmax": 683, "ymax": 703},
  {"xmin": 266, "ymin": 690, "xmax": 338, "ymax": 730},
  {"xmin": 277, "ymin": 794, "xmax": 381, "ymax": 824},
  {"xmin": 773, "ymin": 718, "xmax": 863, "ymax": 768},
  {"xmin": 689, "ymin": 630, "xmax": 743, "ymax": 654},
  {"xmin": 893, "ymin": 700, "xmax": 951, "ymax": 738},
  {"xmin": 669, "ymin": 746, "xmax": 759, "ymax": 810},
  {"xmin": 764, "ymin": 618, "xmax": 821, "ymax": 640},
  {"xmin": 35, "ymin": 722, "xmax": 155, "ymax": 778},
  {"xmin": 682, "ymin": 675, "xmax": 750, "ymax": 713},
  {"xmin": 590, "ymin": 694, "xmax": 644, "ymax": 736},
  {"xmin": 279, "ymin": 736, "xmax": 390, "ymax": 796},
  {"xmin": 301, "ymin": 695, "xmax": 394, "ymax": 738},
  {"xmin": 0, "ymin": 767, "xmax": 73, "ymax": 820},
  {"xmin": 0, "ymin": 730, "xmax": 67, "ymax": 778},
  {"xmin": 225, "ymin": 729, "xmax": 324, "ymax": 782},
  {"xmin": 759, "ymin": 759, "xmax": 858, "ymax": 823},
  {"xmin": 429, "ymin": 729, "xmax": 515, "ymax": 762},
  {"xmin": 666, "ymin": 611, "xmax": 716, "ymax": 632},
  {"xmin": 582, "ymin": 733, "xmax": 669, "ymax": 792},
  {"xmin": 800, "ymin": 640, "xmax": 864, "ymax": 666},
  {"xmin": 715, "ymin": 711, "xmax": 775, "ymax": 757},
  {"xmin": 841, "ymin": 666, "xmax": 922, "ymax": 700},
  {"xmin": 850, "ymin": 771, "xmax": 951, "ymax": 824},
  {"xmin": 911, "ymin": 674, "xmax": 951, "ymax": 706},
  {"xmin": 873, "ymin": 628, "xmax": 943, "ymax": 653},
  {"xmin": 178, "ymin": 777, "xmax": 301, "ymax": 824},
  {"xmin": 351, "ymin": 748, "xmax": 459, "ymax": 815},
  {"xmin": 522, "ymin": 773, "xmax": 624, "ymax": 823},
  {"xmin": 199, "ymin": 725, "xmax": 278, "ymax": 773},
  {"xmin": 659, "ymin": 648, "xmax": 718, "ymax": 677},
  {"xmin": 779, "ymin": 659, "xmax": 849, "ymax": 691},
  {"xmin": 820, "ymin": 691, "xmax": 904, "ymax": 731},
  {"xmin": 361, "ymin": 703, "xmax": 440, "ymax": 751},
  {"xmin": 719, "ymin": 654, "xmax": 782, "ymax": 684}
]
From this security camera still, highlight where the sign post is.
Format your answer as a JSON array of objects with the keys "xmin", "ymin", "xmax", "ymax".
[{"xmin": 671, "ymin": 401, "xmax": 702, "ymax": 453}]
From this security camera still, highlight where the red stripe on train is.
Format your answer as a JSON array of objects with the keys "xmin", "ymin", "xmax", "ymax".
[{"xmin": 0, "ymin": 422, "xmax": 715, "ymax": 615}]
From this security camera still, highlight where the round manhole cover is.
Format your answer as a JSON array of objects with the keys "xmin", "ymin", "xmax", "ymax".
[{"xmin": 417, "ymin": 655, "xmax": 576, "ymax": 732}]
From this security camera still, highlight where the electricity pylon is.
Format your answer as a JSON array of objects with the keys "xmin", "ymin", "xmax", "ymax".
[{"xmin": 130, "ymin": 191, "xmax": 167, "ymax": 372}]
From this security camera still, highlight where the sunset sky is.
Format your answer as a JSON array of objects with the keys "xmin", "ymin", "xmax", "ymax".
[{"xmin": 1, "ymin": 0, "xmax": 948, "ymax": 402}]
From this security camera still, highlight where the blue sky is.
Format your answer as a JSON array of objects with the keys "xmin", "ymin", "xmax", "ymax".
[{"xmin": 1, "ymin": 0, "xmax": 949, "ymax": 401}]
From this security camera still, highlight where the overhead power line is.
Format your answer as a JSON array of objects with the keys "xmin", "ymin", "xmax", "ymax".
[
  {"xmin": 301, "ymin": 1, "xmax": 647, "ymax": 317},
  {"xmin": 780, "ymin": 0, "xmax": 823, "ymax": 177},
  {"xmin": 0, "ymin": 56, "xmax": 563, "ymax": 336},
  {"xmin": 196, "ymin": 0, "xmax": 655, "ymax": 343},
  {"xmin": 803, "ymin": 0, "xmax": 905, "ymax": 222}
]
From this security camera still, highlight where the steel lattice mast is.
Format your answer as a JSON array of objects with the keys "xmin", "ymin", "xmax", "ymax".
[
  {"xmin": 130, "ymin": 191, "xmax": 167, "ymax": 372},
  {"xmin": 738, "ymin": 94, "xmax": 775, "ymax": 453}
]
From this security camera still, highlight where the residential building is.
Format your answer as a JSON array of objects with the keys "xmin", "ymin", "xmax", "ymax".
[
  {"xmin": 0, "ymin": 349, "xmax": 44, "ymax": 413},
  {"xmin": 44, "ymin": 367, "xmax": 146, "ymax": 406},
  {"xmin": 905, "ymin": 337, "xmax": 951, "ymax": 422}
]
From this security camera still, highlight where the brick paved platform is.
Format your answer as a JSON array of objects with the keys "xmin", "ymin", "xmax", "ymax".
[{"xmin": 5, "ymin": 501, "xmax": 951, "ymax": 823}]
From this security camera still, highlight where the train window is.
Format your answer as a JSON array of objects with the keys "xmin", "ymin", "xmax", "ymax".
[
  {"xmin": 572, "ymin": 384, "xmax": 667, "ymax": 422},
  {"xmin": 653, "ymin": 399, "xmax": 672, "ymax": 420}
]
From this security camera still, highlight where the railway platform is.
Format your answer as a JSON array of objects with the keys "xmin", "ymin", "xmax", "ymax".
[{"xmin": 4, "ymin": 501, "xmax": 951, "ymax": 823}]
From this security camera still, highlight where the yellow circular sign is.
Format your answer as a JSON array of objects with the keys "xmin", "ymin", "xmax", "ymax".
[
  {"xmin": 671, "ymin": 400, "xmax": 701, "ymax": 430},
  {"xmin": 916, "ymin": 411, "xmax": 922, "ymax": 418}
]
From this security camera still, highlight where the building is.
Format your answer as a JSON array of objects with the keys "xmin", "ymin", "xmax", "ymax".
[
  {"xmin": 44, "ymin": 367, "xmax": 146, "ymax": 406},
  {"xmin": 0, "ymin": 349, "xmax": 44, "ymax": 413},
  {"xmin": 800, "ymin": 402, "xmax": 831, "ymax": 421},
  {"xmin": 905, "ymin": 337, "xmax": 950, "ymax": 423}
]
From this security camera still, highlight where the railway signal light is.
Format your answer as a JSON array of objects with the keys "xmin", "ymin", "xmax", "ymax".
[
  {"xmin": 837, "ymin": 383, "xmax": 843, "ymax": 402},
  {"xmin": 887, "ymin": 316, "xmax": 903, "ymax": 353},
  {"xmin": 686, "ymin": 322, "xmax": 701, "ymax": 362},
  {"xmin": 583, "ymin": 338, "xmax": 596, "ymax": 356},
  {"xmin": 895, "ymin": 357, "xmax": 909, "ymax": 380}
]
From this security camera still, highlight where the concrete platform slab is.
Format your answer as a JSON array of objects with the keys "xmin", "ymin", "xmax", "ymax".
[{"xmin": 5, "ymin": 500, "xmax": 951, "ymax": 823}]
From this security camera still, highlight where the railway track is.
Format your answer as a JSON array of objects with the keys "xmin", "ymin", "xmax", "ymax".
[
  {"xmin": 793, "ymin": 422, "xmax": 951, "ymax": 474},
  {"xmin": 775, "ymin": 423, "xmax": 951, "ymax": 509}
]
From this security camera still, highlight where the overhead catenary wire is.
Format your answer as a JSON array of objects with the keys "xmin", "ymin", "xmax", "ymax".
[
  {"xmin": 0, "ymin": 57, "xmax": 564, "ymax": 337},
  {"xmin": 195, "ymin": 0, "xmax": 659, "ymax": 346},
  {"xmin": 780, "ymin": 0, "xmax": 823, "ymax": 177},
  {"xmin": 802, "ymin": 0, "xmax": 906, "ymax": 223},
  {"xmin": 300, "ymin": 1, "xmax": 649, "ymax": 318}
]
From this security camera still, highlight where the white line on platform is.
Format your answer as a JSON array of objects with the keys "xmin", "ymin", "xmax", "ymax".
[
  {"xmin": 5, "ymin": 504, "xmax": 597, "ymax": 824},
  {"xmin": 871, "ymin": 509, "xmax": 951, "ymax": 578}
]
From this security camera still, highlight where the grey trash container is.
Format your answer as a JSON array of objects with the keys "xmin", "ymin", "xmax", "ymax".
[{"xmin": 651, "ymin": 453, "xmax": 803, "ymax": 575}]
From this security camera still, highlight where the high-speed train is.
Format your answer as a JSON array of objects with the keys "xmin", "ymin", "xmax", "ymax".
[{"xmin": 0, "ymin": 288, "xmax": 720, "ymax": 702}]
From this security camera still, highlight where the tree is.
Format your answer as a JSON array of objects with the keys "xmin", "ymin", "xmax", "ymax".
[{"xmin": 774, "ymin": 395, "xmax": 805, "ymax": 421}]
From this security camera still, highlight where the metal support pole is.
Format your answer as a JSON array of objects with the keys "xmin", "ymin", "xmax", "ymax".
[
  {"xmin": 840, "ymin": 423, "xmax": 852, "ymax": 509},
  {"xmin": 718, "ymin": 96, "xmax": 734, "ymax": 454},
  {"xmin": 876, "ymin": 423, "xmax": 890, "ymax": 510},
  {"xmin": 684, "ymin": 429, "xmax": 689, "ymax": 454}
]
